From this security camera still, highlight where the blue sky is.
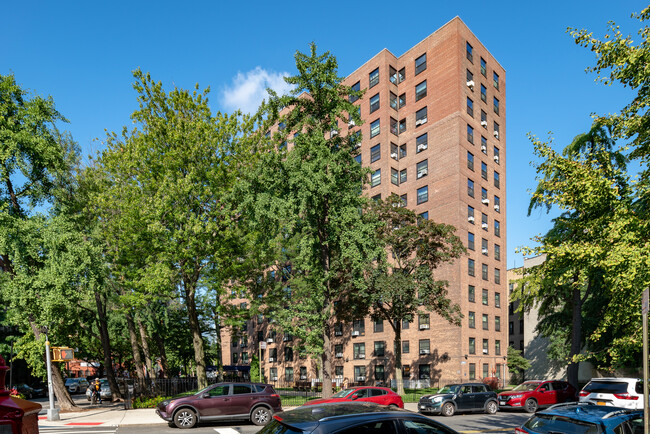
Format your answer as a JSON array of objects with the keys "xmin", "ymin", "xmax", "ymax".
[{"xmin": 2, "ymin": 0, "xmax": 646, "ymax": 268}]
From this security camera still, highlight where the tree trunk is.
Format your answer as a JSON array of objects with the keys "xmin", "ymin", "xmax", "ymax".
[
  {"xmin": 394, "ymin": 321, "xmax": 404, "ymax": 396},
  {"xmin": 125, "ymin": 310, "xmax": 147, "ymax": 394},
  {"xmin": 214, "ymin": 311, "xmax": 223, "ymax": 382},
  {"xmin": 322, "ymin": 316, "xmax": 332, "ymax": 398},
  {"xmin": 153, "ymin": 331, "xmax": 169, "ymax": 378},
  {"xmin": 94, "ymin": 291, "xmax": 122, "ymax": 400},
  {"xmin": 137, "ymin": 318, "xmax": 154, "ymax": 381},
  {"xmin": 567, "ymin": 279, "xmax": 584, "ymax": 389},
  {"xmin": 184, "ymin": 278, "xmax": 207, "ymax": 389}
]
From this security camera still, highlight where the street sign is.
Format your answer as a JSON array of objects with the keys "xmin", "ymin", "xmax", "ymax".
[
  {"xmin": 643, "ymin": 288, "xmax": 649, "ymax": 315},
  {"xmin": 51, "ymin": 347, "xmax": 74, "ymax": 362},
  {"xmin": 260, "ymin": 342, "xmax": 267, "ymax": 350}
]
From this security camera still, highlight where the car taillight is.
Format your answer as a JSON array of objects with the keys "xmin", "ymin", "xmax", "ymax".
[
  {"xmin": 271, "ymin": 394, "xmax": 280, "ymax": 398},
  {"xmin": 273, "ymin": 415, "xmax": 283, "ymax": 421},
  {"xmin": 515, "ymin": 428, "xmax": 527, "ymax": 433},
  {"xmin": 613, "ymin": 393, "xmax": 639, "ymax": 400},
  {"xmin": 579, "ymin": 391, "xmax": 589, "ymax": 397}
]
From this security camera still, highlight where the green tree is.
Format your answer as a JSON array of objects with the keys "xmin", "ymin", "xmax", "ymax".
[
  {"xmin": 362, "ymin": 195, "xmax": 465, "ymax": 395},
  {"xmin": 506, "ymin": 346, "xmax": 531, "ymax": 375},
  {"xmin": 240, "ymin": 44, "xmax": 379, "ymax": 397}
]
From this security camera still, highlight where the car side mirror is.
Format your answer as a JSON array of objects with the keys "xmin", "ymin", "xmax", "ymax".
[
  {"xmin": 350, "ymin": 394, "xmax": 359, "ymax": 400},
  {"xmin": 202, "ymin": 393, "xmax": 211, "ymax": 398},
  {"xmin": 457, "ymin": 391, "xmax": 463, "ymax": 396}
]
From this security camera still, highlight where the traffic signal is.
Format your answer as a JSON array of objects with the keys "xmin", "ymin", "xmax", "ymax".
[{"xmin": 52, "ymin": 347, "xmax": 74, "ymax": 362}]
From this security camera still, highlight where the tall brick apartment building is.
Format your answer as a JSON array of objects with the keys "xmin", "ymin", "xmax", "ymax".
[{"xmin": 222, "ymin": 17, "xmax": 507, "ymax": 388}]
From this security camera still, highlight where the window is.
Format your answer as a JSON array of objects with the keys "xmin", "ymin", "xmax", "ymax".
[
  {"xmin": 389, "ymin": 66, "xmax": 397, "ymax": 84},
  {"xmin": 483, "ymin": 339, "xmax": 489, "ymax": 355},
  {"xmin": 468, "ymin": 232, "xmax": 475, "ymax": 250},
  {"xmin": 391, "ymin": 168, "xmax": 399, "ymax": 186},
  {"xmin": 354, "ymin": 366, "xmax": 366, "ymax": 381},
  {"xmin": 370, "ymin": 93, "xmax": 380, "ymax": 113},
  {"xmin": 482, "ymin": 213, "xmax": 488, "ymax": 231},
  {"xmin": 495, "ymin": 268, "xmax": 501, "ymax": 284},
  {"xmin": 481, "ymin": 136, "xmax": 488, "ymax": 154},
  {"xmin": 389, "ymin": 143, "xmax": 399, "ymax": 161},
  {"xmin": 415, "ymin": 80, "xmax": 427, "ymax": 101},
  {"xmin": 481, "ymin": 238, "xmax": 488, "ymax": 256},
  {"xmin": 419, "ymin": 211, "xmax": 428, "ymax": 220},
  {"xmin": 335, "ymin": 344, "xmax": 343, "ymax": 357},
  {"xmin": 390, "ymin": 117, "xmax": 398, "ymax": 135},
  {"xmin": 402, "ymin": 318, "xmax": 410, "ymax": 330},
  {"xmin": 494, "ymin": 171, "xmax": 500, "ymax": 188},
  {"xmin": 480, "ymin": 84, "xmax": 487, "ymax": 103},
  {"xmin": 468, "ymin": 205, "xmax": 475, "ymax": 223},
  {"xmin": 353, "ymin": 319, "xmax": 365, "ymax": 335},
  {"xmin": 419, "ymin": 364, "xmax": 430, "ymax": 380},
  {"xmin": 374, "ymin": 341, "xmax": 385, "ymax": 357},
  {"xmin": 400, "ymin": 194, "xmax": 408, "ymax": 206},
  {"xmin": 415, "ymin": 133, "xmax": 429, "ymax": 153},
  {"xmin": 468, "ymin": 179, "xmax": 475, "ymax": 197},
  {"xmin": 284, "ymin": 346, "xmax": 293, "ymax": 362},
  {"xmin": 399, "ymin": 118, "xmax": 406, "ymax": 134},
  {"xmin": 370, "ymin": 119, "xmax": 380, "ymax": 138},
  {"xmin": 495, "ymin": 340, "xmax": 501, "ymax": 356},
  {"xmin": 469, "ymin": 285, "xmax": 475, "ymax": 302},
  {"xmin": 494, "ymin": 195, "xmax": 500, "ymax": 212},
  {"xmin": 469, "ymin": 363, "xmax": 476, "ymax": 380},
  {"xmin": 466, "ymin": 42, "xmax": 473, "ymax": 62},
  {"xmin": 482, "ymin": 288, "xmax": 489, "ymax": 305},
  {"xmin": 494, "ymin": 220, "xmax": 500, "ymax": 237},
  {"xmin": 374, "ymin": 319, "xmax": 384, "ymax": 333},
  {"xmin": 415, "ymin": 53, "xmax": 427, "ymax": 75},
  {"xmin": 482, "ymin": 314, "xmax": 489, "ymax": 330},
  {"xmin": 468, "ymin": 311, "xmax": 475, "ymax": 328},
  {"xmin": 369, "ymin": 68, "xmax": 379, "ymax": 88},
  {"xmin": 469, "ymin": 337, "xmax": 476, "ymax": 354},
  {"xmin": 466, "ymin": 151, "xmax": 475, "ymax": 171},
  {"xmin": 419, "ymin": 339, "xmax": 430, "ymax": 354},
  {"xmin": 402, "ymin": 340, "xmax": 410, "ymax": 354},
  {"xmin": 400, "ymin": 168, "xmax": 407, "ymax": 184},
  {"xmin": 467, "ymin": 124, "xmax": 474, "ymax": 144},
  {"xmin": 520, "ymin": 320, "xmax": 524, "ymax": 334},
  {"xmin": 285, "ymin": 367, "xmax": 294, "ymax": 382},
  {"xmin": 353, "ymin": 343, "xmax": 366, "ymax": 359},
  {"xmin": 495, "ymin": 316, "xmax": 501, "ymax": 332},
  {"xmin": 390, "ymin": 92, "xmax": 397, "ymax": 110},
  {"xmin": 493, "ymin": 122, "xmax": 500, "ymax": 140},
  {"xmin": 398, "ymin": 67, "xmax": 405, "ymax": 83},
  {"xmin": 419, "ymin": 314, "xmax": 430, "ymax": 329},
  {"xmin": 398, "ymin": 93, "xmax": 406, "ymax": 108},
  {"xmin": 269, "ymin": 367, "xmax": 277, "ymax": 380},
  {"xmin": 467, "ymin": 97, "xmax": 474, "ymax": 117},
  {"xmin": 354, "ymin": 154, "xmax": 362, "ymax": 164},
  {"xmin": 481, "ymin": 187, "xmax": 488, "ymax": 202},
  {"xmin": 482, "ymin": 264, "xmax": 488, "ymax": 280},
  {"xmin": 371, "ymin": 169, "xmax": 381, "ymax": 187},
  {"xmin": 483, "ymin": 363, "xmax": 489, "ymax": 378},
  {"xmin": 416, "ymin": 160, "xmax": 428, "ymax": 179},
  {"xmin": 374, "ymin": 365, "xmax": 385, "ymax": 381},
  {"xmin": 417, "ymin": 186, "xmax": 428, "ymax": 204},
  {"xmin": 350, "ymin": 81, "xmax": 360, "ymax": 103},
  {"xmin": 495, "ymin": 244, "xmax": 501, "ymax": 261},
  {"xmin": 370, "ymin": 144, "xmax": 381, "ymax": 162},
  {"xmin": 415, "ymin": 107, "xmax": 427, "ymax": 126},
  {"xmin": 232, "ymin": 352, "xmax": 238, "ymax": 363},
  {"xmin": 493, "ymin": 97, "xmax": 500, "ymax": 115},
  {"xmin": 481, "ymin": 161, "xmax": 488, "ymax": 180},
  {"xmin": 493, "ymin": 71, "xmax": 499, "ymax": 90},
  {"xmin": 468, "ymin": 259, "xmax": 475, "ymax": 276},
  {"xmin": 480, "ymin": 57, "xmax": 487, "ymax": 76},
  {"xmin": 494, "ymin": 146, "xmax": 500, "ymax": 163},
  {"xmin": 509, "ymin": 322, "xmax": 514, "ymax": 334},
  {"xmin": 466, "ymin": 69, "xmax": 473, "ymax": 83},
  {"xmin": 481, "ymin": 110, "xmax": 487, "ymax": 128}
]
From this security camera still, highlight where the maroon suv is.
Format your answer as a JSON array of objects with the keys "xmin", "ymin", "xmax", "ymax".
[
  {"xmin": 498, "ymin": 380, "xmax": 577, "ymax": 413},
  {"xmin": 156, "ymin": 382, "xmax": 282, "ymax": 428}
]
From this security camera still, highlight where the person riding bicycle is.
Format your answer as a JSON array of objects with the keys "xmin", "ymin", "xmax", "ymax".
[{"xmin": 92, "ymin": 378, "xmax": 102, "ymax": 404}]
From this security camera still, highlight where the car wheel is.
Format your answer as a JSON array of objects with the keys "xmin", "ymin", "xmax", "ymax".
[
  {"xmin": 442, "ymin": 402, "xmax": 455, "ymax": 417},
  {"xmin": 251, "ymin": 406, "xmax": 272, "ymax": 426},
  {"xmin": 485, "ymin": 401, "xmax": 498, "ymax": 414},
  {"xmin": 174, "ymin": 408, "xmax": 197, "ymax": 429},
  {"xmin": 525, "ymin": 398, "xmax": 538, "ymax": 413}
]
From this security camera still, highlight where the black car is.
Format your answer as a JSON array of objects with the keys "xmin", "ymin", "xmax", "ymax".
[
  {"xmin": 260, "ymin": 402, "xmax": 459, "ymax": 434},
  {"xmin": 418, "ymin": 383, "xmax": 498, "ymax": 416}
]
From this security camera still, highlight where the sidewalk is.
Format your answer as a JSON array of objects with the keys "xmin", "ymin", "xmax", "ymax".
[{"xmin": 37, "ymin": 402, "xmax": 420, "ymax": 428}]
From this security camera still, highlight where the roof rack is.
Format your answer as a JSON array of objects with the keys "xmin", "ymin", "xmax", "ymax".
[{"xmin": 546, "ymin": 402, "xmax": 590, "ymax": 410}]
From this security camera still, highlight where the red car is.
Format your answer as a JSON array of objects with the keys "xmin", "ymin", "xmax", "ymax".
[
  {"xmin": 498, "ymin": 380, "xmax": 578, "ymax": 413},
  {"xmin": 304, "ymin": 386, "xmax": 404, "ymax": 408}
]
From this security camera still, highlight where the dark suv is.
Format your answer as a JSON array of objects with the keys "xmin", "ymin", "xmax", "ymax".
[
  {"xmin": 156, "ymin": 382, "xmax": 282, "ymax": 428},
  {"xmin": 418, "ymin": 383, "xmax": 498, "ymax": 416}
]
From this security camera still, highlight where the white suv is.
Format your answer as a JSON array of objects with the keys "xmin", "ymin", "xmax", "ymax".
[{"xmin": 579, "ymin": 378, "xmax": 644, "ymax": 409}]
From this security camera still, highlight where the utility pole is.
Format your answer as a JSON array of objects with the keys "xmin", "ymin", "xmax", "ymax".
[{"xmin": 45, "ymin": 330, "xmax": 59, "ymax": 421}]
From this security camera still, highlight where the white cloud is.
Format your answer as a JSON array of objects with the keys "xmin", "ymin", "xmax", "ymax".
[{"xmin": 221, "ymin": 67, "xmax": 293, "ymax": 114}]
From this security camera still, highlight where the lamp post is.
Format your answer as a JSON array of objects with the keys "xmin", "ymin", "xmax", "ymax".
[{"xmin": 44, "ymin": 329, "xmax": 59, "ymax": 421}]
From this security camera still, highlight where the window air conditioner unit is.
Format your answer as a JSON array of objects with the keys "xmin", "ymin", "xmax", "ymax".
[
  {"xmin": 418, "ymin": 169, "xmax": 427, "ymax": 178},
  {"xmin": 419, "ymin": 324, "xmax": 430, "ymax": 330},
  {"xmin": 272, "ymin": 377, "xmax": 278, "ymax": 381},
  {"xmin": 420, "ymin": 349, "xmax": 430, "ymax": 355},
  {"xmin": 482, "ymin": 198, "xmax": 489, "ymax": 204},
  {"xmin": 331, "ymin": 130, "xmax": 339, "ymax": 136},
  {"xmin": 482, "ymin": 223, "xmax": 489, "ymax": 229},
  {"xmin": 482, "ymin": 248, "xmax": 488, "ymax": 254},
  {"xmin": 417, "ymin": 144, "xmax": 427, "ymax": 151},
  {"xmin": 481, "ymin": 145, "xmax": 487, "ymax": 152},
  {"xmin": 283, "ymin": 336, "xmax": 289, "ymax": 341},
  {"xmin": 358, "ymin": 376, "xmax": 366, "ymax": 381},
  {"xmin": 468, "ymin": 216, "xmax": 475, "ymax": 223},
  {"xmin": 268, "ymin": 357, "xmax": 275, "ymax": 362},
  {"xmin": 483, "ymin": 349, "xmax": 489, "ymax": 354},
  {"xmin": 349, "ymin": 120, "xmax": 356, "ymax": 127},
  {"xmin": 494, "ymin": 156, "xmax": 499, "ymax": 163},
  {"xmin": 467, "ymin": 80, "xmax": 475, "ymax": 90},
  {"xmin": 415, "ymin": 119, "xmax": 422, "ymax": 126},
  {"xmin": 494, "ymin": 205, "xmax": 500, "ymax": 212},
  {"xmin": 391, "ymin": 152, "xmax": 398, "ymax": 159},
  {"xmin": 335, "ymin": 331, "xmax": 343, "ymax": 336},
  {"xmin": 481, "ymin": 120, "xmax": 488, "ymax": 127},
  {"xmin": 352, "ymin": 331, "xmax": 360, "ymax": 336},
  {"xmin": 266, "ymin": 338, "xmax": 274, "ymax": 343},
  {"xmin": 300, "ymin": 376, "xmax": 307, "ymax": 380},
  {"xmin": 336, "ymin": 353, "xmax": 343, "ymax": 358},
  {"xmin": 493, "ymin": 131, "xmax": 499, "ymax": 139},
  {"xmin": 358, "ymin": 354, "xmax": 365, "ymax": 359}
]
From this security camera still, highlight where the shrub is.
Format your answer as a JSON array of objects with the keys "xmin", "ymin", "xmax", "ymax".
[{"xmin": 132, "ymin": 395, "xmax": 170, "ymax": 409}]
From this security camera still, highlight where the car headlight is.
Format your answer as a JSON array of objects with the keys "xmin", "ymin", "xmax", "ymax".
[
  {"xmin": 510, "ymin": 394, "xmax": 523, "ymax": 399},
  {"xmin": 431, "ymin": 396, "xmax": 442, "ymax": 403}
]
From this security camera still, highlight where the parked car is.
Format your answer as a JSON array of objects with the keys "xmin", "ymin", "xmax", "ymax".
[
  {"xmin": 418, "ymin": 383, "xmax": 498, "ymax": 416},
  {"xmin": 259, "ymin": 402, "xmax": 459, "ymax": 434},
  {"xmin": 30, "ymin": 381, "xmax": 48, "ymax": 398},
  {"xmin": 579, "ymin": 378, "xmax": 644, "ymax": 410},
  {"xmin": 13, "ymin": 384, "xmax": 35, "ymax": 399},
  {"xmin": 65, "ymin": 377, "xmax": 89, "ymax": 394},
  {"xmin": 86, "ymin": 379, "xmax": 111, "ymax": 401},
  {"xmin": 303, "ymin": 386, "xmax": 404, "ymax": 408},
  {"xmin": 498, "ymin": 380, "xmax": 577, "ymax": 413},
  {"xmin": 156, "ymin": 382, "xmax": 282, "ymax": 428},
  {"xmin": 516, "ymin": 402, "xmax": 643, "ymax": 433}
]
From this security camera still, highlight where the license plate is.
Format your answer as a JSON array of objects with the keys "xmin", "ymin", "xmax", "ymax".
[
  {"xmin": 419, "ymin": 405, "xmax": 425, "ymax": 409},
  {"xmin": 499, "ymin": 401, "xmax": 506, "ymax": 405},
  {"xmin": 597, "ymin": 401, "xmax": 607, "ymax": 406}
]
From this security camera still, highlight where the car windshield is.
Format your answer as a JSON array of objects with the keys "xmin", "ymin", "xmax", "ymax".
[
  {"xmin": 583, "ymin": 381, "xmax": 629, "ymax": 394},
  {"xmin": 332, "ymin": 388, "xmax": 355, "ymax": 398},
  {"xmin": 438, "ymin": 385, "xmax": 460, "ymax": 394},
  {"xmin": 513, "ymin": 383, "xmax": 540, "ymax": 391},
  {"xmin": 523, "ymin": 415, "xmax": 599, "ymax": 434},
  {"xmin": 65, "ymin": 379, "xmax": 78, "ymax": 385}
]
